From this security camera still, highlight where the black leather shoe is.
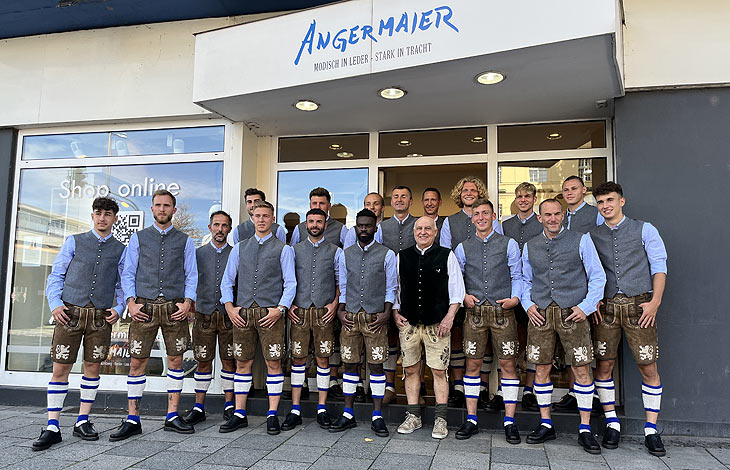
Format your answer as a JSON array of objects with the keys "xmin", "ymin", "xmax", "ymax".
[
  {"xmin": 602, "ymin": 426, "xmax": 620, "ymax": 449},
  {"xmin": 455, "ymin": 421, "xmax": 479, "ymax": 440},
  {"xmin": 223, "ymin": 406, "xmax": 234, "ymax": 422},
  {"xmin": 329, "ymin": 384, "xmax": 344, "ymax": 400},
  {"xmin": 281, "ymin": 412, "xmax": 302, "ymax": 431},
  {"xmin": 553, "ymin": 393, "xmax": 578, "ymax": 412},
  {"xmin": 504, "ymin": 423, "xmax": 521, "ymax": 444},
  {"xmin": 522, "ymin": 393, "xmax": 539, "ymax": 412},
  {"xmin": 317, "ymin": 410, "xmax": 332, "ymax": 429},
  {"xmin": 329, "ymin": 415, "xmax": 357, "ymax": 433},
  {"xmin": 644, "ymin": 433, "xmax": 666, "ymax": 457},
  {"xmin": 526, "ymin": 424, "xmax": 556, "ymax": 444},
  {"xmin": 109, "ymin": 419, "xmax": 142, "ymax": 442},
  {"xmin": 485, "ymin": 394, "xmax": 505, "ymax": 412},
  {"xmin": 164, "ymin": 416, "xmax": 194, "ymax": 434},
  {"xmin": 448, "ymin": 390, "xmax": 466, "ymax": 408},
  {"xmin": 73, "ymin": 421, "xmax": 99, "ymax": 441},
  {"xmin": 578, "ymin": 431, "xmax": 602, "ymax": 454},
  {"xmin": 267, "ymin": 415, "xmax": 281, "ymax": 435},
  {"xmin": 181, "ymin": 408, "xmax": 206, "ymax": 426},
  {"xmin": 32, "ymin": 429, "xmax": 62, "ymax": 451},
  {"xmin": 219, "ymin": 414, "xmax": 248, "ymax": 433},
  {"xmin": 355, "ymin": 386, "xmax": 366, "ymax": 403},
  {"xmin": 371, "ymin": 417, "xmax": 389, "ymax": 437}
]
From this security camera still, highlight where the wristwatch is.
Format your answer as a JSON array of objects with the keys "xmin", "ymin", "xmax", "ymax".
[{"xmin": 277, "ymin": 306, "xmax": 286, "ymax": 315}]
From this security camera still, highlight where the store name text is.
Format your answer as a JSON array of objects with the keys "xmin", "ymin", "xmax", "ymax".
[{"xmin": 59, "ymin": 177, "xmax": 181, "ymax": 200}]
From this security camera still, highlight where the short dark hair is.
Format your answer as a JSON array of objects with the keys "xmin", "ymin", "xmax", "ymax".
[
  {"xmin": 539, "ymin": 198, "xmax": 562, "ymax": 214},
  {"xmin": 422, "ymin": 187, "xmax": 441, "ymax": 200},
  {"xmin": 209, "ymin": 210, "xmax": 232, "ymax": 226},
  {"xmin": 152, "ymin": 189, "xmax": 176, "ymax": 207},
  {"xmin": 392, "ymin": 185, "xmax": 412, "ymax": 198},
  {"xmin": 306, "ymin": 208, "xmax": 327, "ymax": 219},
  {"xmin": 309, "ymin": 187, "xmax": 331, "ymax": 203},
  {"xmin": 244, "ymin": 187, "xmax": 266, "ymax": 200},
  {"xmin": 593, "ymin": 181, "xmax": 623, "ymax": 198},
  {"xmin": 563, "ymin": 175, "xmax": 585, "ymax": 187},
  {"xmin": 92, "ymin": 197, "xmax": 119, "ymax": 215},
  {"xmin": 253, "ymin": 200, "xmax": 274, "ymax": 213},
  {"xmin": 356, "ymin": 208, "xmax": 377, "ymax": 222},
  {"xmin": 472, "ymin": 198, "xmax": 494, "ymax": 212}
]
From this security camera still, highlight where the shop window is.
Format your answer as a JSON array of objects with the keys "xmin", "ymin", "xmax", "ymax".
[
  {"xmin": 278, "ymin": 134, "xmax": 369, "ymax": 162},
  {"xmin": 529, "ymin": 167, "xmax": 548, "ymax": 183},
  {"xmin": 379, "ymin": 127, "xmax": 487, "ymax": 158},
  {"xmin": 22, "ymin": 126, "xmax": 225, "ymax": 160},
  {"xmin": 497, "ymin": 121, "xmax": 606, "ymax": 153}
]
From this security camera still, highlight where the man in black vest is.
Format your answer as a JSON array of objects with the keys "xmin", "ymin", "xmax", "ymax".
[
  {"xmin": 393, "ymin": 216, "xmax": 464, "ymax": 439},
  {"xmin": 220, "ymin": 200, "xmax": 296, "ymax": 435},
  {"xmin": 282, "ymin": 208, "xmax": 342, "ymax": 431},
  {"xmin": 422, "ymin": 187, "xmax": 445, "ymax": 246},
  {"xmin": 330, "ymin": 209, "xmax": 397, "ymax": 437},
  {"xmin": 521, "ymin": 198, "xmax": 606, "ymax": 454},
  {"xmin": 590, "ymin": 182, "xmax": 668, "ymax": 456},
  {"xmin": 289, "ymin": 187, "xmax": 347, "ymax": 247},
  {"xmin": 182, "ymin": 211, "xmax": 236, "ymax": 426},
  {"xmin": 34, "ymin": 197, "xmax": 125, "ymax": 451},
  {"xmin": 112, "ymin": 190, "xmax": 199, "ymax": 441},
  {"xmin": 232, "ymin": 188, "xmax": 286, "ymax": 244}
]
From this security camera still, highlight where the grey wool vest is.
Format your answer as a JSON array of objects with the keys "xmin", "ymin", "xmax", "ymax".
[
  {"xmin": 563, "ymin": 203, "xmax": 600, "ymax": 234},
  {"xmin": 446, "ymin": 210, "xmax": 474, "ymax": 250},
  {"xmin": 296, "ymin": 218, "xmax": 345, "ymax": 248},
  {"xmin": 195, "ymin": 243, "xmax": 232, "ymax": 315},
  {"xmin": 435, "ymin": 216, "xmax": 445, "ymax": 246},
  {"xmin": 344, "ymin": 242, "xmax": 389, "ymax": 314},
  {"xmin": 502, "ymin": 213, "xmax": 543, "ymax": 251},
  {"xmin": 62, "ymin": 231, "xmax": 125, "ymax": 309},
  {"xmin": 590, "ymin": 218, "xmax": 652, "ymax": 298},
  {"xmin": 135, "ymin": 226, "xmax": 188, "ymax": 300},
  {"xmin": 526, "ymin": 229, "xmax": 587, "ymax": 309},
  {"xmin": 236, "ymin": 236, "xmax": 285, "ymax": 308},
  {"xmin": 462, "ymin": 233, "xmax": 512, "ymax": 306},
  {"xmin": 236, "ymin": 219, "xmax": 281, "ymax": 242},
  {"xmin": 293, "ymin": 240, "xmax": 338, "ymax": 308},
  {"xmin": 380, "ymin": 215, "xmax": 416, "ymax": 254}
]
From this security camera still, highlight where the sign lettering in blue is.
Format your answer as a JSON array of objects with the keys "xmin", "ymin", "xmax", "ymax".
[{"xmin": 294, "ymin": 5, "xmax": 459, "ymax": 66}]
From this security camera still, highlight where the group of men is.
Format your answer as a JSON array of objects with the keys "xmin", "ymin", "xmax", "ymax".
[{"xmin": 35, "ymin": 175, "xmax": 668, "ymax": 458}]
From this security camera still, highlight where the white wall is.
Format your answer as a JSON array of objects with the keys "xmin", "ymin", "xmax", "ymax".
[{"xmin": 623, "ymin": 0, "xmax": 730, "ymax": 89}]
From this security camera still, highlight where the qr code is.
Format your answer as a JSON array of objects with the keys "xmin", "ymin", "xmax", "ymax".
[{"xmin": 113, "ymin": 211, "xmax": 144, "ymax": 246}]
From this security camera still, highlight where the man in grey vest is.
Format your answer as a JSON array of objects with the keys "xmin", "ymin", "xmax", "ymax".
[
  {"xmin": 521, "ymin": 198, "xmax": 606, "ymax": 454},
  {"xmin": 219, "ymin": 200, "xmax": 296, "ymax": 435},
  {"xmin": 454, "ymin": 199, "xmax": 523, "ymax": 444},
  {"xmin": 232, "ymin": 187, "xmax": 286, "ymax": 243},
  {"xmin": 379, "ymin": 185, "xmax": 417, "ymax": 403},
  {"xmin": 501, "ymin": 182, "xmax": 543, "ymax": 412},
  {"xmin": 289, "ymin": 187, "xmax": 347, "ymax": 247},
  {"xmin": 182, "ymin": 210, "xmax": 236, "ymax": 426},
  {"xmin": 112, "ymin": 190, "xmax": 199, "ymax": 441},
  {"xmin": 590, "ymin": 182, "xmax": 668, "ymax": 456},
  {"xmin": 330, "ymin": 209, "xmax": 397, "ymax": 437},
  {"xmin": 343, "ymin": 192, "xmax": 385, "ymax": 248},
  {"xmin": 282, "ymin": 208, "xmax": 343, "ymax": 431},
  {"xmin": 34, "ymin": 197, "xmax": 125, "ymax": 451},
  {"xmin": 422, "ymin": 187, "xmax": 445, "ymax": 246}
]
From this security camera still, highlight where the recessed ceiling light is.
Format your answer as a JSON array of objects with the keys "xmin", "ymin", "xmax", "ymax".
[
  {"xmin": 470, "ymin": 136, "xmax": 486, "ymax": 143},
  {"xmin": 329, "ymin": 144, "xmax": 342, "ymax": 150},
  {"xmin": 294, "ymin": 100, "xmax": 319, "ymax": 111},
  {"xmin": 336, "ymin": 151, "xmax": 354, "ymax": 158},
  {"xmin": 547, "ymin": 133, "xmax": 562, "ymax": 140},
  {"xmin": 379, "ymin": 87, "xmax": 406, "ymax": 100},
  {"xmin": 406, "ymin": 153, "xmax": 423, "ymax": 158},
  {"xmin": 397, "ymin": 140, "xmax": 412, "ymax": 147},
  {"xmin": 475, "ymin": 71, "xmax": 505, "ymax": 85}
]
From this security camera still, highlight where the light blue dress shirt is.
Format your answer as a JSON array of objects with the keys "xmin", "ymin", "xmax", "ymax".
[
  {"xmin": 609, "ymin": 216, "xmax": 668, "ymax": 277},
  {"xmin": 439, "ymin": 210, "xmax": 503, "ymax": 249},
  {"xmin": 454, "ymin": 231, "xmax": 523, "ymax": 301},
  {"xmin": 121, "ymin": 224, "xmax": 198, "ymax": 302},
  {"xmin": 289, "ymin": 218, "xmax": 348, "ymax": 246},
  {"xmin": 566, "ymin": 201, "xmax": 605, "ymax": 229},
  {"xmin": 232, "ymin": 221, "xmax": 286, "ymax": 244},
  {"xmin": 338, "ymin": 240, "xmax": 397, "ymax": 306},
  {"xmin": 520, "ymin": 228, "xmax": 606, "ymax": 315},
  {"xmin": 220, "ymin": 233, "xmax": 297, "ymax": 308},
  {"xmin": 343, "ymin": 224, "xmax": 383, "ymax": 249},
  {"xmin": 46, "ymin": 229, "xmax": 125, "ymax": 315}
]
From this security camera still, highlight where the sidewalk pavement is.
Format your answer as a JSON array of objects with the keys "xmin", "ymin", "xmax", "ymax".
[{"xmin": 0, "ymin": 405, "xmax": 727, "ymax": 470}]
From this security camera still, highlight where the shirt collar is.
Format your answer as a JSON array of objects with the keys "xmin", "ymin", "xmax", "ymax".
[
  {"xmin": 209, "ymin": 240, "xmax": 228, "ymax": 253},
  {"xmin": 607, "ymin": 215, "xmax": 627, "ymax": 230},
  {"xmin": 92, "ymin": 229, "xmax": 113, "ymax": 242},
  {"xmin": 519, "ymin": 211, "xmax": 536, "ymax": 223},
  {"xmin": 357, "ymin": 239, "xmax": 377, "ymax": 251},
  {"xmin": 479, "ymin": 230, "xmax": 496, "ymax": 242},
  {"xmin": 393, "ymin": 213, "xmax": 412, "ymax": 225},
  {"xmin": 542, "ymin": 226, "xmax": 565, "ymax": 239},
  {"xmin": 308, "ymin": 236, "xmax": 325, "ymax": 247},
  {"xmin": 255, "ymin": 232, "xmax": 273, "ymax": 244},
  {"xmin": 567, "ymin": 201, "xmax": 587, "ymax": 216},
  {"xmin": 153, "ymin": 224, "xmax": 173, "ymax": 235},
  {"xmin": 416, "ymin": 243, "xmax": 433, "ymax": 255}
]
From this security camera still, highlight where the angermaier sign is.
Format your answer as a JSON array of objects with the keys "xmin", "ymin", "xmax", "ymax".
[{"xmin": 193, "ymin": 0, "xmax": 617, "ymax": 102}]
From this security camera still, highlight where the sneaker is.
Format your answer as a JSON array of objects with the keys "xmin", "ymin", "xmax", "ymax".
[
  {"xmin": 397, "ymin": 412, "xmax": 422, "ymax": 434},
  {"xmin": 431, "ymin": 417, "xmax": 448, "ymax": 439}
]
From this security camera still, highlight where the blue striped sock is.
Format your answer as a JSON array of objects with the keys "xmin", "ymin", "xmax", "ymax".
[
  {"xmin": 166, "ymin": 411, "xmax": 178, "ymax": 421},
  {"xmin": 126, "ymin": 414, "xmax": 140, "ymax": 423},
  {"xmin": 193, "ymin": 402, "xmax": 205, "ymax": 412},
  {"xmin": 76, "ymin": 414, "xmax": 89, "ymax": 423},
  {"xmin": 47, "ymin": 418, "xmax": 60, "ymax": 432},
  {"xmin": 234, "ymin": 409, "xmax": 247, "ymax": 418},
  {"xmin": 224, "ymin": 401, "xmax": 234, "ymax": 410},
  {"xmin": 317, "ymin": 404, "xmax": 327, "ymax": 414},
  {"xmin": 467, "ymin": 414, "xmax": 478, "ymax": 425},
  {"xmin": 541, "ymin": 418, "xmax": 553, "ymax": 428},
  {"xmin": 523, "ymin": 386, "xmax": 533, "ymax": 394},
  {"xmin": 267, "ymin": 410, "xmax": 278, "ymax": 418},
  {"xmin": 291, "ymin": 404, "xmax": 301, "ymax": 416},
  {"xmin": 504, "ymin": 416, "xmax": 515, "ymax": 426},
  {"xmin": 644, "ymin": 422, "xmax": 658, "ymax": 436},
  {"xmin": 343, "ymin": 407, "xmax": 354, "ymax": 419},
  {"xmin": 579, "ymin": 423, "xmax": 591, "ymax": 433},
  {"xmin": 372, "ymin": 410, "xmax": 382, "ymax": 421}
]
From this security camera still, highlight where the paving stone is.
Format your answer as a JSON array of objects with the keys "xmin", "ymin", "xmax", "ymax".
[
  {"xmin": 1, "ymin": 424, "xmax": 45, "ymax": 439},
  {"xmin": 326, "ymin": 439, "xmax": 386, "ymax": 460},
  {"xmin": 248, "ymin": 460, "xmax": 302, "ymax": 470},
  {"xmin": 545, "ymin": 442, "xmax": 608, "ymax": 463},
  {"xmin": 4, "ymin": 457, "xmax": 76, "ymax": 470},
  {"xmin": 104, "ymin": 439, "xmax": 174, "ymax": 458},
  {"xmin": 313, "ymin": 455, "xmax": 373, "ymax": 470},
  {"xmin": 549, "ymin": 460, "xmax": 610, "ymax": 470},
  {"xmin": 228, "ymin": 432, "xmax": 292, "ymax": 449},
  {"xmin": 491, "ymin": 434, "xmax": 541, "ymax": 450},
  {"xmin": 64, "ymin": 454, "xmax": 145, "ymax": 470},
  {"xmin": 190, "ymin": 465, "xmax": 246, "ymax": 470},
  {"xmin": 491, "ymin": 447, "xmax": 549, "ymax": 466},
  {"xmin": 43, "ymin": 440, "xmax": 115, "ymax": 461},
  {"xmin": 383, "ymin": 438, "xmax": 439, "ymax": 455},
  {"xmin": 168, "ymin": 436, "xmax": 230, "ymax": 454},
  {"xmin": 602, "ymin": 442, "xmax": 670, "ymax": 470},
  {"xmin": 194, "ymin": 423, "xmax": 249, "ymax": 439},
  {"xmin": 0, "ymin": 436, "xmax": 24, "ymax": 449},
  {"xmin": 131, "ymin": 450, "xmax": 207, "ymax": 469},
  {"xmin": 489, "ymin": 464, "xmax": 549, "ymax": 470},
  {"xmin": 337, "ymin": 426, "xmax": 392, "ymax": 443},
  {"xmin": 142, "ymin": 428, "xmax": 194, "ymax": 443},
  {"xmin": 0, "ymin": 443, "xmax": 38, "ymax": 465},
  {"xmin": 283, "ymin": 426, "xmax": 342, "ymax": 447},
  {"xmin": 370, "ymin": 452, "xmax": 433, "ymax": 470},
  {"xmin": 431, "ymin": 449, "xmax": 491, "ymax": 470},
  {"xmin": 264, "ymin": 444, "xmax": 328, "ymax": 463},
  {"xmin": 661, "ymin": 446, "xmax": 726, "ymax": 470},
  {"xmin": 199, "ymin": 447, "xmax": 269, "ymax": 467},
  {"xmin": 437, "ymin": 436, "xmax": 491, "ymax": 453},
  {"xmin": 707, "ymin": 448, "xmax": 730, "ymax": 465},
  {"xmin": 390, "ymin": 427, "xmax": 441, "ymax": 442}
]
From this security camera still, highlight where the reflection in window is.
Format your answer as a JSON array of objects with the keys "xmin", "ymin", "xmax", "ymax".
[
  {"xmin": 7, "ymin": 161, "xmax": 223, "ymax": 375},
  {"xmin": 379, "ymin": 127, "xmax": 487, "ymax": 158},
  {"xmin": 22, "ymin": 126, "xmax": 225, "ymax": 160},
  {"xmin": 278, "ymin": 134, "xmax": 368, "ymax": 163},
  {"xmin": 529, "ymin": 168, "xmax": 548, "ymax": 183},
  {"xmin": 498, "ymin": 121, "xmax": 606, "ymax": 152}
]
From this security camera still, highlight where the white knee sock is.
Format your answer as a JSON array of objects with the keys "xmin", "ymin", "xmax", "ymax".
[
  {"xmin": 501, "ymin": 378, "xmax": 520, "ymax": 404},
  {"xmin": 194, "ymin": 371, "xmax": 212, "ymax": 394},
  {"xmin": 534, "ymin": 381, "xmax": 553, "ymax": 408},
  {"xmin": 317, "ymin": 366, "xmax": 330, "ymax": 391},
  {"xmin": 266, "ymin": 373, "xmax": 284, "ymax": 397},
  {"xmin": 463, "ymin": 375, "xmax": 481, "ymax": 400},
  {"xmin": 166, "ymin": 368, "xmax": 184, "ymax": 394},
  {"xmin": 343, "ymin": 372, "xmax": 358, "ymax": 396},
  {"xmin": 573, "ymin": 382, "xmax": 595, "ymax": 412},
  {"xmin": 127, "ymin": 374, "xmax": 146, "ymax": 401},
  {"xmin": 220, "ymin": 369, "xmax": 234, "ymax": 394},
  {"xmin": 369, "ymin": 373, "xmax": 386, "ymax": 399},
  {"xmin": 234, "ymin": 373, "xmax": 252, "ymax": 395},
  {"xmin": 290, "ymin": 364, "xmax": 306, "ymax": 388},
  {"xmin": 79, "ymin": 376, "xmax": 99, "ymax": 405}
]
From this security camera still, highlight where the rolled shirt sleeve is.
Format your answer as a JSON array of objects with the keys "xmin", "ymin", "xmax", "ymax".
[
  {"xmin": 447, "ymin": 251, "xmax": 465, "ymax": 306},
  {"xmin": 121, "ymin": 232, "xmax": 140, "ymax": 302},
  {"xmin": 384, "ymin": 249, "xmax": 397, "ymax": 305},
  {"xmin": 439, "ymin": 217, "xmax": 452, "ymax": 248},
  {"xmin": 520, "ymin": 245, "xmax": 535, "ymax": 311},
  {"xmin": 275, "ymin": 224, "xmax": 287, "ymax": 243},
  {"xmin": 113, "ymin": 250, "xmax": 126, "ymax": 315},
  {"xmin": 278, "ymin": 245, "xmax": 296, "ymax": 308},
  {"xmin": 338, "ymin": 250, "xmax": 348, "ymax": 303},
  {"xmin": 453, "ymin": 243, "xmax": 466, "ymax": 273},
  {"xmin": 46, "ymin": 235, "xmax": 76, "ymax": 311},
  {"xmin": 183, "ymin": 237, "xmax": 198, "ymax": 301},
  {"xmin": 506, "ymin": 238, "xmax": 522, "ymax": 300},
  {"xmin": 220, "ymin": 244, "xmax": 239, "ymax": 305},
  {"xmin": 577, "ymin": 233, "xmax": 607, "ymax": 315},
  {"xmin": 333, "ymin": 247, "xmax": 343, "ymax": 285},
  {"xmin": 642, "ymin": 222, "xmax": 668, "ymax": 275}
]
